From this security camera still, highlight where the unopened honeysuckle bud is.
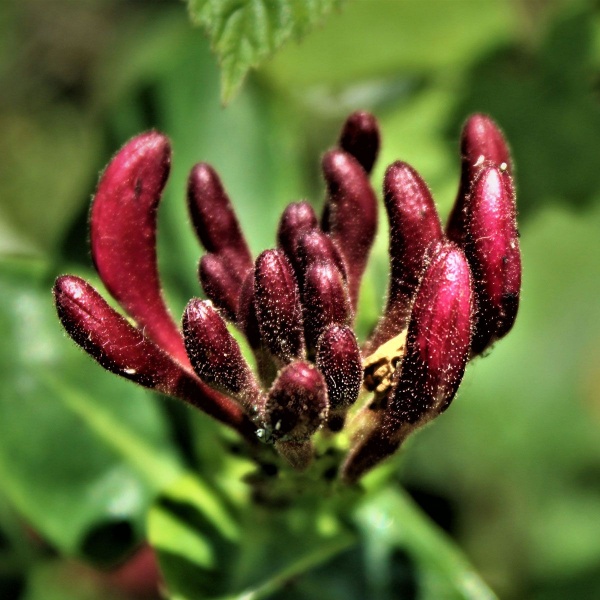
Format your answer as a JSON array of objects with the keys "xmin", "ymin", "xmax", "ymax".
[
  {"xmin": 464, "ymin": 166, "xmax": 521, "ymax": 354},
  {"xmin": 54, "ymin": 276, "xmax": 256, "ymax": 441},
  {"xmin": 261, "ymin": 361, "xmax": 328, "ymax": 442},
  {"xmin": 447, "ymin": 114, "xmax": 512, "ymax": 245},
  {"xmin": 187, "ymin": 162, "xmax": 253, "ymax": 278},
  {"xmin": 339, "ymin": 110, "xmax": 380, "ymax": 175},
  {"xmin": 302, "ymin": 261, "xmax": 352, "ymax": 351},
  {"xmin": 342, "ymin": 241, "xmax": 473, "ymax": 482},
  {"xmin": 183, "ymin": 299, "xmax": 261, "ymax": 412},
  {"xmin": 296, "ymin": 230, "xmax": 347, "ymax": 283},
  {"xmin": 277, "ymin": 201, "xmax": 318, "ymax": 262},
  {"xmin": 321, "ymin": 149, "xmax": 378, "ymax": 308},
  {"xmin": 367, "ymin": 161, "xmax": 443, "ymax": 352},
  {"xmin": 199, "ymin": 252, "xmax": 240, "ymax": 322},
  {"xmin": 90, "ymin": 132, "xmax": 188, "ymax": 366},
  {"xmin": 238, "ymin": 270, "xmax": 277, "ymax": 385},
  {"xmin": 254, "ymin": 249, "xmax": 305, "ymax": 364},
  {"xmin": 316, "ymin": 324, "xmax": 362, "ymax": 431}
]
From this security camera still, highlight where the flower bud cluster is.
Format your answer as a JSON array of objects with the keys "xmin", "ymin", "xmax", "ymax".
[{"xmin": 54, "ymin": 111, "xmax": 520, "ymax": 482}]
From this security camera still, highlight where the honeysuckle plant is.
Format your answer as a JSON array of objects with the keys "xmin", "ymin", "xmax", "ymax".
[
  {"xmin": 54, "ymin": 112, "xmax": 521, "ymax": 506},
  {"xmin": 54, "ymin": 111, "xmax": 521, "ymax": 494}
]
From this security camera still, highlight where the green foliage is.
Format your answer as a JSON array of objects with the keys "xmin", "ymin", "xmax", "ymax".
[
  {"xmin": 186, "ymin": 0, "xmax": 345, "ymax": 103},
  {"xmin": 1, "ymin": 0, "xmax": 600, "ymax": 598}
]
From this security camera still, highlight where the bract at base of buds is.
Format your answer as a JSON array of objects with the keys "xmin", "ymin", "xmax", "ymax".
[{"xmin": 55, "ymin": 110, "xmax": 520, "ymax": 485}]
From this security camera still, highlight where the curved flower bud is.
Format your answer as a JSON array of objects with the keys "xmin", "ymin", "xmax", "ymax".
[
  {"xmin": 199, "ymin": 250, "xmax": 246, "ymax": 322},
  {"xmin": 54, "ymin": 276, "xmax": 256, "ymax": 442},
  {"xmin": 254, "ymin": 249, "xmax": 305, "ymax": 364},
  {"xmin": 316, "ymin": 324, "xmax": 362, "ymax": 431},
  {"xmin": 321, "ymin": 149, "xmax": 378, "ymax": 308},
  {"xmin": 367, "ymin": 161, "xmax": 443, "ymax": 352},
  {"xmin": 302, "ymin": 261, "xmax": 352, "ymax": 351},
  {"xmin": 296, "ymin": 230, "xmax": 347, "ymax": 283},
  {"xmin": 90, "ymin": 132, "xmax": 188, "ymax": 366},
  {"xmin": 447, "ymin": 114, "xmax": 512, "ymax": 245},
  {"xmin": 338, "ymin": 110, "xmax": 380, "ymax": 175},
  {"xmin": 187, "ymin": 163, "xmax": 253, "ymax": 279},
  {"xmin": 341, "ymin": 242, "xmax": 473, "ymax": 482},
  {"xmin": 183, "ymin": 299, "xmax": 262, "ymax": 414},
  {"xmin": 277, "ymin": 201, "xmax": 318, "ymax": 263},
  {"xmin": 464, "ymin": 166, "xmax": 521, "ymax": 354}
]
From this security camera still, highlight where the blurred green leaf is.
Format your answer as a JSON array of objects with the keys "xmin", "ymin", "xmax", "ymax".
[
  {"xmin": 186, "ymin": 0, "xmax": 346, "ymax": 103},
  {"xmin": 0, "ymin": 110, "xmax": 100, "ymax": 260},
  {"xmin": 355, "ymin": 488, "xmax": 497, "ymax": 600},
  {"xmin": 449, "ymin": 5, "xmax": 600, "ymax": 216},
  {"xmin": 148, "ymin": 474, "xmax": 243, "ymax": 599},
  {"xmin": 263, "ymin": 0, "xmax": 515, "ymax": 90},
  {"xmin": 0, "ymin": 266, "xmax": 182, "ymax": 562}
]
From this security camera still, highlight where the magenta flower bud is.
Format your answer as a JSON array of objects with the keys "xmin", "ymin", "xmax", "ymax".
[
  {"xmin": 183, "ymin": 299, "xmax": 261, "ymax": 413},
  {"xmin": 261, "ymin": 361, "xmax": 328, "ymax": 443},
  {"xmin": 277, "ymin": 201, "xmax": 318, "ymax": 261},
  {"xmin": 316, "ymin": 324, "xmax": 362, "ymax": 430},
  {"xmin": 54, "ymin": 276, "xmax": 256, "ymax": 441},
  {"xmin": 367, "ymin": 161, "xmax": 443, "ymax": 352},
  {"xmin": 254, "ymin": 249, "xmax": 305, "ymax": 364},
  {"xmin": 342, "ymin": 242, "xmax": 473, "ymax": 482},
  {"xmin": 187, "ymin": 162, "xmax": 253, "ymax": 279},
  {"xmin": 90, "ymin": 132, "xmax": 188, "ymax": 366},
  {"xmin": 338, "ymin": 110, "xmax": 380, "ymax": 175},
  {"xmin": 302, "ymin": 261, "xmax": 352, "ymax": 351},
  {"xmin": 321, "ymin": 149, "xmax": 378, "ymax": 308},
  {"xmin": 296, "ymin": 230, "xmax": 347, "ymax": 282},
  {"xmin": 464, "ymin": 166, "xmax": 521, "ymax": 354},
  {"xmin": 447, "ymin": 114, "xmax": 512, "ymax": 245},
  {"xmin": 199, "ymin": 250, "xmax": 245, "ymax": 322}
]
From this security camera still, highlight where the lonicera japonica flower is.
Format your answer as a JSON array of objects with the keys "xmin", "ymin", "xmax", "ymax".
[{"xmin": 54, "ymin": 111, "xmax": 521, "ymax": 483}]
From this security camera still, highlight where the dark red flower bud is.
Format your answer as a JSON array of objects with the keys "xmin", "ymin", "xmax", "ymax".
[
  {"xmin": 296, "ymin": 230, "xmax": 347, "ymax": 282},
  {"xmin": 316, "ymin": 325, "xmax": 362, "ymax": 430},
  {"xmin": 367, "ymin": 161, "xmax": 443, "ymax": 352},
  {"xmin": 237, "ymin": 270, "xmax": 277, "ymax": 385},
  {"xmin": 447, "ymin": 114, "xmax": 511, "ymax": 245},
  {"xmin": 54, "ymin": 276, "xmax": 256, "ymax": 441},
  {"xmin": 338, "ymin": 110, "xmax": 380, "ymax": 175},
  {"xmin": 254, "ymin": 249, "xmax": 305, "ymax": 364},
  {"xmin": 199, "ymin": 250, "xmax": 247, "ymax": 322},
  {"xmin": 341, "ymin": 242, "xmax": 473, "ymax": 482},
  {"xmin": 464, "ymin": 166, "xmax": 521, "ymax": 354},
  {"xmin": 321, "ymin": 149, "xmax": 378, "ymax": 308},
  {"xmin": 90, "ymin": 132, "xmax": 189, "ymax": 366},
  {"xmin": 183, "ymin": 299, "xmax": 261, "ymax": 414},
  {"xmin": 187, "ymin": 163, "xmax": 253, "ymax": 278},
  {"xmin": 302, "ymin": 261, "xmax": 352, "ymax": 351},
  {"xmin": 277, "ymin": 201, "xmax": 318, "ymax": 261},
  {"xmin": 261, "ymin": 361, "xmax": 328, "ymax": 443}
]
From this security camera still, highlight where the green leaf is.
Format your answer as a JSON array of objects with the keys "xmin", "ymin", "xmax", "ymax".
[
  {"xmin": 186, "ymin": 0, "xmax": 346, "ymax": 103},
  {"xmin": 0, "ymin": 267, "xmax": 182, "ymax": 562},
  {"xmin": 354, "ymin": 488, "xmax": 498, "ymax": 600}
]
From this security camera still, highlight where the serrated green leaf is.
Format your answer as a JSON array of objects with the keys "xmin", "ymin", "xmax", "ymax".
[{"xmin": 187, "ymin": 0, "xmax": 346, "ymax": 103}]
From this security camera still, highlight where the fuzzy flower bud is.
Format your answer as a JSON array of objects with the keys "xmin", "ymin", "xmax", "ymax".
[
  {"xmin": 342, "ymin": 242, "xmax": 473, "ymax": 482},
  {"xmin": 338, "ymin": 110, "xmax": 380, "ymax": 175},
  {"xmin": 254, "ymin": 249, "xmax": 305, "ymax": 364},
  {"xmin": 321, "ymin": 149, "xmax": 378, "ymax": 308},
  {"xmin": 464, "ymin": 166, "xmax": 521, "ymax": 354},
  {"xmin": 183, "ymin": 299, "xmax": 261, "ymax": 412}
]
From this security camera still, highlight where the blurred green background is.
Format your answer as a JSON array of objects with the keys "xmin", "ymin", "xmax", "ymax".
[{"xmin": 1, "ymin": 0, "xmax": 600, "ymax": 598}]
